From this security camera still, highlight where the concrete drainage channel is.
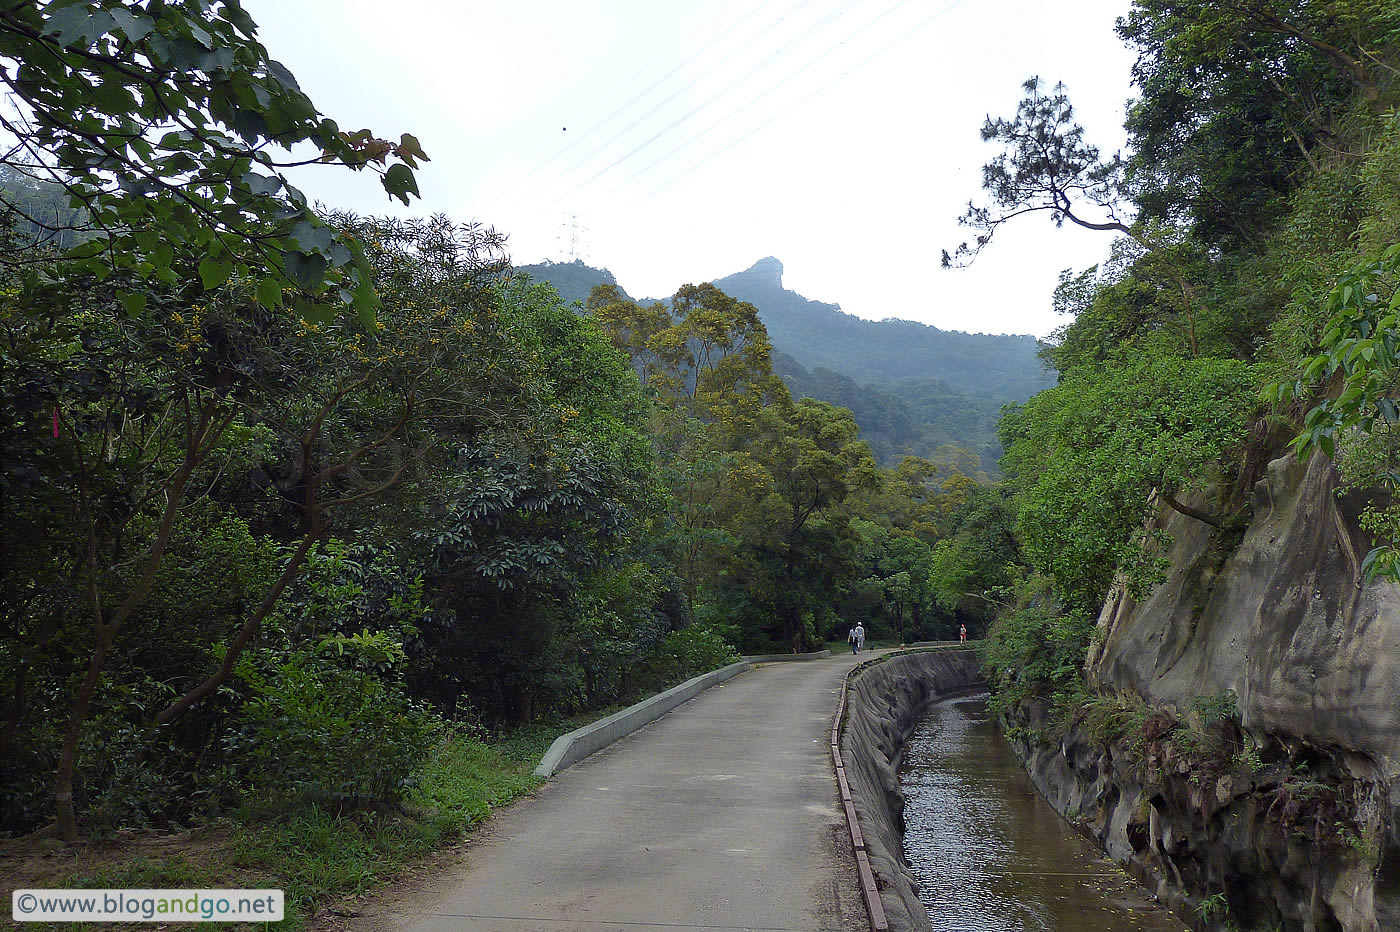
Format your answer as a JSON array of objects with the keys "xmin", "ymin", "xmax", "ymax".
[
  {"xmin": 835, "ymin": 647, "xmax": 987, "ymax": 932},
  {"xmin": 533, "ymin": 650, "xmax": 831, "ymax": 777}
]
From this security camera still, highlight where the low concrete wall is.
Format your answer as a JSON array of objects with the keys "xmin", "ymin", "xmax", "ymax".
[
  {"xmin": 534, "ymin": 660, "xmax": 752, "ymax": 777},
  {"xmin": 838, "ymin": 648, "xmax": 985, "ymax": 932},
  {"xmin": 741, "ymin": 649, "xmax": 832, "ymax": 663}
]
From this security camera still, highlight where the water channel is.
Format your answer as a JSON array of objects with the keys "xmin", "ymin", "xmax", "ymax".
[{"xmin": 900, "ymin": 693, "xmax": 1187, "ymax": 932}]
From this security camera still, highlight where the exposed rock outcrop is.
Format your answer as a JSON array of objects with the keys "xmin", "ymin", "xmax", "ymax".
[
  {"xmin": 1010, "ymin": 699, "xmax": 1386, "ymax": 932},
  {"xmin": 1015, "ymin": 452, "xmax": 1400, "ymax": 931},
  {"xmin": 1089, "ymin": 452, "xmax": 1400, "ymax": 782},
  {"xmin": 838, "ymin": 650, "xmax": 984, "ymax": 932}
]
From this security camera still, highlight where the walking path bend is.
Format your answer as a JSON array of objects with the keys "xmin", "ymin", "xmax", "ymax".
[{"xmin": 369, "ymin": 650, "xmax": 884, "ymax": 931}]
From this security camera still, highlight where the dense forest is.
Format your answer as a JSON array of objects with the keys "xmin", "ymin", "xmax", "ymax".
[
  {"xmin": 516, "ymin": 255, "xmax": 1043, "ymax": 467},
  {"xmin": 0, "ymin": 1, "xmax": 988, "ymax": 848}
]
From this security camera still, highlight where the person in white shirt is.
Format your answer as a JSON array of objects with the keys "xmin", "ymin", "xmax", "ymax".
[{"xmin": 854, "ymin": 623, "xmax": 865, "ymax": 653}]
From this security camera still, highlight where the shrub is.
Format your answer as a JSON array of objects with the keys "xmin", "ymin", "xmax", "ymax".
[
  {"xmin": 981, "ymin": 574, "xmax": 1094, "ymax": 726},
  {"xmin": 225, "ymin": 540, "xmax": 442, "ymax": 809},
  {"xmin": 633, "ymin": 626, "xmax": 739, "ymax": 695},
  {"xmin": 231, "ymin": 634, "xmax": 442, "ymax": 809}
]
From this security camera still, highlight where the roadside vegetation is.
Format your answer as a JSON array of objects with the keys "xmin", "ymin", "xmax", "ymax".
[{"xmin": 6, "ymin": 718, "xmax": 579, "ymax": 930}]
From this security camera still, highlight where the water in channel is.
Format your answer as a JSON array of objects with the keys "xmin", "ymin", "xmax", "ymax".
[{"xmin": 900, "ymin": 693, "xmax": 1186, "ymax": 932}]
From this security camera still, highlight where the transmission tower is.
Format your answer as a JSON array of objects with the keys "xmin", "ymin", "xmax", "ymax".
[{"xmin": 555, "ymin": 213, "xmax": 591, "ymax": 263}]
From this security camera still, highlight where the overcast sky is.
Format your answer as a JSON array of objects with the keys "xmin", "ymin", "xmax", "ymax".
[{"xmin": 246, "ymin": 0, "xmax": 1139, "ymax": 337}]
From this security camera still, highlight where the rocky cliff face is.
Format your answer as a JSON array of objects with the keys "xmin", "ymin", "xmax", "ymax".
[
  {"xmin": 1015, "ymin": 452, "xmax": 1400, "ymax": 931},
  {"xmin": 838, "ymin": 650, "xmax": 985, "ymax": 932}
]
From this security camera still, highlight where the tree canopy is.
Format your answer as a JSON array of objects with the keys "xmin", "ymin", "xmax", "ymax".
[{"xmin": 0, "ymin": 0, "xmax": 429, "ymax": 322}]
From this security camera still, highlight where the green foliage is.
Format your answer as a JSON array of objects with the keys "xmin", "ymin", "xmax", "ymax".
[
  {"xmin": 741, "ymin": 399, "xmax": 879, "ymax": 651},
  {"xmin": 588, "ymin": 280, "xmax": 780, "ymax": 435},
  {"xmin": 980, "ymin": 575, "xmax": 1093, "ymax": 722},
  {"xmin": 927, "ymin": 484, "xmax": 1020, "ymax": 632},
  {"xmin": 1119, "ymin": 0, "xmax": 1398, "ymax": 245},
  {"xmin": 0, "ymin": 0, "xmax": 427, "ymax": 322},
  {"xmin": 1275, "ymin": 243, "xmax": 1400, "ymax": 460},
  {"xmin": 634, "ymin": 627, "xmax": 740, "ymax": 693},
  {"xmin": 1196, "ymin": 891, "xmax": 1231, "ymax": 922},
  {"xmin": 1189, "ymin": 690, "xmax": 1239, "ymax": 728},
  {"xmin": 232, "ymin": 646, "xmax": 441, "ymax": 808},
  {"xmin": 1043, "ymin": 241, "xmax": 1207, "ymax": 372},
  {"xmin": 1273, "ymin": 243, "xmax": 1400, "ymax": 581},
  {"xmin": 945, "ymin": 77, "xmax": 1126, "ymax": 267},
  {"xmin": 224, "ymin": 540, "xmax": 440, "ymax": 808},
  {"xmin": 523, "ymin": 257, "xmax": 1045, "ymax": 471},
  {"xmin": 1080, "ymin": 692, "xmax": 1154, "ymax": 754},
  {"xmin": 1002, "ymin": 355, "xmax": 1256, "ymax": 613}
]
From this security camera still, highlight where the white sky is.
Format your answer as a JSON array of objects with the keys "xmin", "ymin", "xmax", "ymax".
[{"xmin": 246, "ymin": 0, "xmax": 1139, "ymax": 337}]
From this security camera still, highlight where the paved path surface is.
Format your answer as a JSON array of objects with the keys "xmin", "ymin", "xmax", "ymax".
[{"xmin": 372, "ymin": 651, "xmax": 881, "ymax": 931}]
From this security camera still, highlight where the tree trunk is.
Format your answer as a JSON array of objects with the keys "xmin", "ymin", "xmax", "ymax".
[
  {"xmin": 1159, "ymin": 488, "xmax": 1223, "ymax": 528},
  {"xmin": 146, "ymin": 531, "xmax": 319, "ymax": 733},
  {"xmin": 55, "ymin": 401, "xmax": 213, "ymax": 840},
  {"xmin": 1, "ymin": 659, "xmax": 26, "ymax": 760},
  {"xmin": 54, "ymin": 620, "xmax": 117, "ymax": 842}
]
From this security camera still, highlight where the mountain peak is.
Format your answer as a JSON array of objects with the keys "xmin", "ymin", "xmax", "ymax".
[{"xmin": 741, "ymin": 256, "xmax": 784, "ymax": 289}]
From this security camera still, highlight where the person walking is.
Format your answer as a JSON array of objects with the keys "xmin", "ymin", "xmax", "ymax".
[
  {"xmin": 854, "ymin": 623, "xmax": 865, "ymax": 653},
  {"xmin": 848, "ymin": 626, "xmax": 859, "ymax": 654},
  {"xmin": 959, "ymin": 623, "xmax": 968, "ymax": 644}
]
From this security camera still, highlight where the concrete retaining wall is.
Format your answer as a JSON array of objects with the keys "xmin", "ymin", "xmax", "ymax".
[
  {"xmin": 838, "ymin": 649, "xmax": 986, "ymax": 932},
  {"xmin": 534, "ymin": 660, "xmax": 752, "ymax": 777}
]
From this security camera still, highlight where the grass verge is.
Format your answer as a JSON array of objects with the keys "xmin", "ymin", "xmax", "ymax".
[{"xmin": 3, "ymin": 712, "xmax": 623, "ymax": 931}]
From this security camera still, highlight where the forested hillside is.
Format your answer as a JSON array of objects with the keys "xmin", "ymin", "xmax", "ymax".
[
  {"xmin": 513, "ymin": 258, "xmax": 635, "ymax": 308},
  {"xmin": 773, "ymin": 354, "xmax": 999, "ymax": 471},
  {"xmin": 516, "ymin": 255, "xmax": 1043, "ymax": 466},
  {"xmin": 714, "ymin": 256, "xmax": 1050, "ymax": 400}
]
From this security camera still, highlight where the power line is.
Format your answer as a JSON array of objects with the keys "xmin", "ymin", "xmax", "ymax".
[
  {"xmin": 547, "ymin": 0, "xmax": 829, "ymax": 196},
  {"xmin": 555, "ymin": 0, "xmax": 865, "ymax": 202},
  {"xmin": 479, "ymin": 0, "xmax": 805, "ymax": 212},
  {"xmin": 640, "ymin": 0, "xmax": 970, "ymax": 202},
  {"xmin": 612, "ymin": 0, "xmax": 922, "ymax": 193}
]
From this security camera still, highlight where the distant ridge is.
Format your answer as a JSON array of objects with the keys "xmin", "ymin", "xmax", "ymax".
[
  {"xmin": 512, "ymin": 256, "xmax": 1052, "ymax": 467},
  {"xmin": 713, "ymin": 258, "xmax": 1050, "ymax": 403}
]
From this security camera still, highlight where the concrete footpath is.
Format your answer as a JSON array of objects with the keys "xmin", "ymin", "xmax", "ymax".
[{"xmin": 368, "ymin": 651, "xmax": 881, "ymax": 931}]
